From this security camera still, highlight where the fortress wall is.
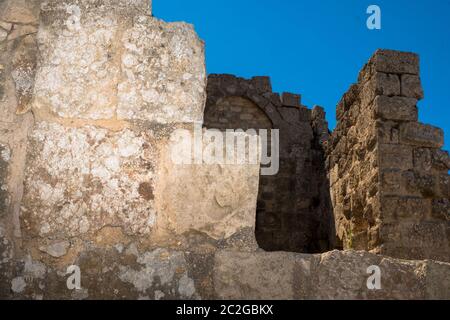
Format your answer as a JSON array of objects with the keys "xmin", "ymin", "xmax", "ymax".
[
  {"xmin": 0, "ymin": 1, "xmax": 449, "ymax": 300},
  {"xmin": 329, "ymin": 49, "xmax": 450, "ymax": 262},
  {"xmin": 204, "ymin": 75, "xmax": 334, "ymax": 253},
  {"xmin": 0, "ymin": 0, "xmax": 262, "ymax": 299}
]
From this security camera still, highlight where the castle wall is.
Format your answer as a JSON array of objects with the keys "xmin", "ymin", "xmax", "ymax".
[
  {"xmin": 0, "ymin": 0, "xmax": 262, "ymax": 299},
  {"xmin": 329, "ymin": 49, "xmax": 450, "ymax": 262},
  {"xmin": 204, "ymin": 75, "xmax": 334, "ymax": 253},
  {"xmin": 0, "ymin": 1, "xmax": 449, "ymax": 300}
]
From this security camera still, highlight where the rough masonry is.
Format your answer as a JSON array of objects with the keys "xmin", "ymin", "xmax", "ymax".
[
  {"xmin": 328, "ymin": 50, "xmax": 450, "ymax": 262},
  {"xmin": 204, "ymin": 75, "xmax": 334, "ymax": 253},
  {"xmin": 0, "ymin": 0, "xmax": 449, "ymax": 300}
]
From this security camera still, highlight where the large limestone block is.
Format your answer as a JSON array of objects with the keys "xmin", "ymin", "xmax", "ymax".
[
  {"xmin": 374, "ymin": 96, "xmax": 418, "ymax": 122},
  {"xmin": 158, "ymin": 129, "xmax": 261, "ymax": 245},
  {"xmin": 311, "ymin": 251, "xmax": 426, "ymax": 300},
  {"xmin": 212, "ymin": 250, "xmax": 450, "ymax": 300},
  {"xmin": 33, "ymin": 0, "xmax": 205, "ymax": 123},
  {"xmin": 214, "ymin": 251, "xmax": 313, "ymax": 300},
  {"xmin": 22, "ymin": 121, "xmax": 159, "ymax": 239},
  {"xmin": 0, "ymin": 0, "xmax": 42, "ymax": 24},
  {"xmin": 22, "ymin": 122, "xmax": 261, "ymax": 251},
  {"xmin": 400, "ymin": 122, "xmax": 445, "ymax": 148},
  {"xmin": 117, "ymin": 16, "xmax": 206, "ymax": 123}
]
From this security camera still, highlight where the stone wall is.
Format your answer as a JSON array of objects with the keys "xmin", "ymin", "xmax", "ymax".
[
  {"xmin": 329, "ymin": 49, "xmax": 450, "ymax": 262},
  {"xmin": 204, "ymin": 75, "xmax": 334, "ymax": 253},
  {"xmin": 0, "ymin": 1, "xmax": 449, "ymax": 301},
  {"xmin": 0, "ymin": 0, "xmax": 262, "ymax": 299}
]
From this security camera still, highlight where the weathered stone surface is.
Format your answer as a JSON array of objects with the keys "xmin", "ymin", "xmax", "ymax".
[
  {"xmin": 116, "ymin": 17, "xmax": 206, "ymax": 123},
  {"xmin": 22, "ymin": 122, "xmax": 159, "ymax": 238},
  {"xmin": 281, "ymin": 92, "xmax": 301, "ymax": 107},
  {"xmin": 0, "ymin": 0, "xmax": 42, "ymax": 24},
  {"xmin": 380, "ymin": 196, "xmax": 430, "ymax": 222},
  {"xmin": 374, "ymin": 96, "xmax": 418, "ymax": 121},
  {"xmin": 370, "ymin": 49, "xmax": 420, "ymax": 75},
  {"xmin": 118, "ymin": 248, "xmax": 198, "ymax": 299},
  {"xmin": 214, "ymin": 251, "xmax": 304, "ymax": 300},
  {"xmin": 330, "ymin": 49, "xmax": 449, "ymax": 263},
  {"xmin": 401, "ymin": 74, "xmax": 424, "ymax": 99},
  {"xmin": 39, "ymin": 240, "xmax": 70, "ymax": 258},
  {"xmin": 0, "ymin": 0, "xmax": 40, "ymax": 118},
  {"xmin": 1, "ymin": 0, "xmax": 449, "ymax": 301},
  {"xmin": 379, "ymin": 144, "xmax": 413, "ymax": 170},
  {"xmin": 367, "ymin": 72, "xmax": 401, "ymax": 97},
  {"xmin": 214, "ymin": 250, "xmax": 450, "ymax": 300},
  {"xmin": 159, "ymin": 130, "xmax": 260, "ymax": 245},
  {"xmin": 400, "ymin": 122, "xmax": 445, "ymax": 148},
  {"xmin": 251, "ymin": 76, "xmax": 272, "ymax": 93},
  {"xmin": 0, "ymin": 29, "xmax": 7, "ymax": 42},
  {"xmin": 33, "ymin": 0, "xmax": 205, "ymax": 122},
  {"xmin": 381, "ymin": 221, "xmax": 448, "ymax": 254},
  {"xmin": 0, "ymin": 143, "xmax": 10, "ymax": 216}
]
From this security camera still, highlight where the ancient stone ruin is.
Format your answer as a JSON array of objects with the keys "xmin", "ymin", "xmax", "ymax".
[{"xmin": 0, "ymin": 0, "xmax": 449, "ymax": 300}]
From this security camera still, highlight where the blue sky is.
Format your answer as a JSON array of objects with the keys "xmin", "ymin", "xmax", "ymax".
[{"xmin": 154, "ymin": 0, "xmax": 450, "ymax": 150}]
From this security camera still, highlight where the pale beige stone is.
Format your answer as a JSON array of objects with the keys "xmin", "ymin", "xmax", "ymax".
[{"xmin": 33, "ymin": 0, "xmax": 204, "ymax": 122}]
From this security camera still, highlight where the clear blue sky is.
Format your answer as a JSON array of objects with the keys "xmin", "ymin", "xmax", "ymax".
[{"xmin": 154, "ymin": 0, "xmax": 450, "ymax": 150}]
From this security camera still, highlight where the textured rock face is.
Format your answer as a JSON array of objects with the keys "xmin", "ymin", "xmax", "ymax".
[
  {"xmin": 33, "ymin": 0, "xmax": 204, "ymax": 123},
  {"xmin": 22, "ymin": 122, "xmax": 159, "ymax": 238},
  {"xmin": 215, "ymin": 250, "xmax": 450, "ymax": 300},
  {"xmin": 0, "ymin": 0, "xmax": 262, "ymax": 300},
  {"xmin": 329, "ymin": 49, "xmax": 450, "ymax": 262},
  {"xmin": 0, "ymin": 1, "xmax": 449, "ymax": 301}
]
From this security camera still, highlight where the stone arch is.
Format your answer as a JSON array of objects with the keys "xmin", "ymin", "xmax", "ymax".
[
  {"xmin": 204, "ymin": 74, "xmax": 335, "ymax": 254},
  {"xmin": 203, "ymin": 96, "xmax": 274, "ymax": 131}
]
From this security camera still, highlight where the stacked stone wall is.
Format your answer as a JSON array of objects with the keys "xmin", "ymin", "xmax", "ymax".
[{"xmin": 329, "ymin": 49, "xmax": 450, "ymax": 262}]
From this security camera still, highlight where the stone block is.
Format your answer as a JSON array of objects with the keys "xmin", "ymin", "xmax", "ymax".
[
  {"xmin": 298, "ymin": 107, "xmax": 312, "ymax": 122},
  {"xmin": 401, "ymin": 74, "xmax": 424, "ymax": 99},
  {"xmin": 381, "ymin": 221, "xmax": 448, "ymax": 252},
  {"xmin": 117, "ymin": 18, "xmax": 206, "ymax": 123},
  {"xmin": 400, "ymin": 122, "xmax": 444, "ymax": 148},
  {"xmin": 431, "ymin": 149, "xmax": 450, "ymax": 171},
  {"xmin": 311, "ymin": 250, "xmax": 425, "ymax": 300},
  {"xmin": 374, "ymin": 96, "xmax": 418, "ymax": 121},
  {"xmin": 432, "ymin": 199, "xmax": 450, "ymax": 221},
  {"xmin": 281, "ymin": 92, "xmax": 301, "ymax": 108},
  {"xmin": 380, "ymin": 196, "xmax": 431, "ymax": 222},
  {"xmin": 380, "ymin": 169, "xmax": 404, "ymax": 196},
  {"xmin": 425, "ymin": 260, "xmax": 450, "ymax": 299},
  {"xmin": 404, "ymin": 171, "xmax": 439, "ymax": 198},
  {"xmin": 311, "ymin": 105, "xmax": 326, "ymax": 120},
  {"xmin": 33, "ymin": 1, "xmax": 205, "ymax": 123},
  {"xmin": 376, "ymin": 120, "xmax": 400, "ymax": 144},
  {"xmin": 251, "ymin": 76, "xmax": 272, "ymax": 93},
  {"xmin": 158, "ymin": 129, "xmax": 260, "ymax": 247},
  {"xmin": 413, "ymin": 148, "xmax": 432, "ymax": 172},
  {"xmin": 22, "ymin": 121, "xmax": 159, "ymax": 238},
  {"xmin": 372, "ymin": 72, "xmax": 401, "ymax": 97},
  {"xmin": 370, "ymin": 49, "xmax": 420, "ymax": 75},
  {"xmin": 214, "ymin": 251, "xmax": 311, "ymax": 300},
  {"xmin": 0, "ymin": 0, "xmax": 42, "ymax": 24},
  {"xmin": 379, "ymin": 144, "xmax": 413, "ymax": 170}
]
